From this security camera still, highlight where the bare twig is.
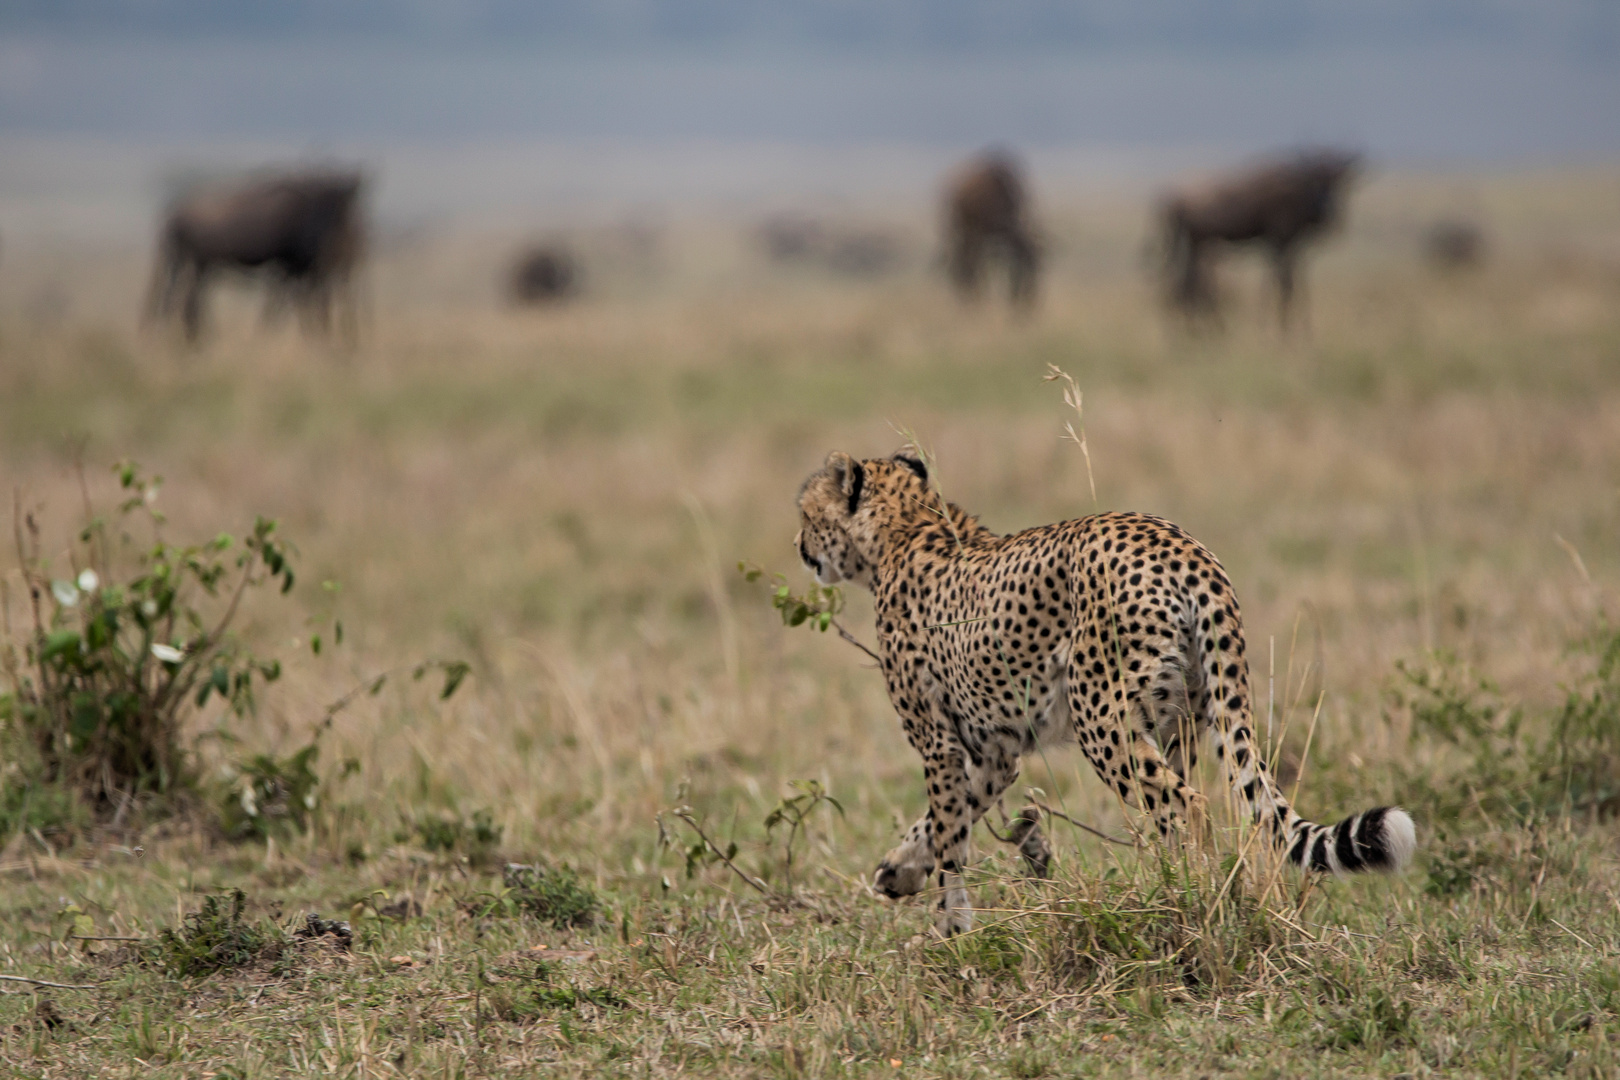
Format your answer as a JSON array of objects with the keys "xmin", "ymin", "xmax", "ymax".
[
  {"xmin": 70, "ymin": 934, "xmax": 144, "ymax": 943},
  {"xmin": 1029, "ymin": 799, "xmax": 1135, "ymax": 847},
  {"xmin": 830, "ymin": 619, "xmax": 881, "ymax": 664},
  {"xmin": 0, "ymin": 974, "xmax": 98, "ymax": 990},
  {"xmin": 671, "ymin": 810, "xmax": 772, "ymax": 897}
]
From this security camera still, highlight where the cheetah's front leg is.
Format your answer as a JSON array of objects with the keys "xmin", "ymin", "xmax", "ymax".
[
  {"xmin": 874, "ymin": 814, "xmax": 933, "ymax": 899},
  {"xmin": 925, "ymin": 752, "xmax": 978, "ymax": 938}
]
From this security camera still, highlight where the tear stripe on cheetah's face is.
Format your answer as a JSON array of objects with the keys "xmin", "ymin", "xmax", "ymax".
[
  {"xmin": 796, "ymin": 449, "xmax": 981, "ymax": 589},
  {"xmin": 794, "ymin": 449, "xmax": 1417, "ymax": 938}
]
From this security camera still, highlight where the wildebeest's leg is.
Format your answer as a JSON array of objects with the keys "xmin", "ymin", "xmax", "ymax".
[
  {"xmin": 1007, "ymin": 230, "xmax": 1039, "ymax": 308},
  {"xmin": 334, "ymin": 276, "xmax": 361, "ymax": 350},
  {"xmin": 1272, "ymin": 242, "xmax": 1299, "ymax": 331},
  {"xmin": 949, "ymin": 229, "xmax": 984, "ymax": 300},
  {"xmin": 142, "ymin": 245, "xmax": 181, "ymax": 328},
  {"xmin": 261, "ymin": 273, "xmax": 294, "ymax": 329},
  {"xmin": 180, "ymin": 262, "xmax": 208, "ymax": 343},
  {"xmin": 300, "ymin": 278, "xmax": 334, "ymax": 338},
  {"xmin": 1171, "ymin": 234, "xmax": 1202, "ymax": 317}
]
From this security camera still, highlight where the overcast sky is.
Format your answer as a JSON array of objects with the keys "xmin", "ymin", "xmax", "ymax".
[{"xmin": 1, "ymin": 1, "xmax": 1616, "ymax": 163}]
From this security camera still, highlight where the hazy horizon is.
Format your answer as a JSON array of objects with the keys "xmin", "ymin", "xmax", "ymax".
[
  {"xmin": 2, "ymin": 2, "xmax": 1615, "ymax": 237},
  {"xmin": 2, "ymin": 1, "xmax": 1616, "ymax": 162}
]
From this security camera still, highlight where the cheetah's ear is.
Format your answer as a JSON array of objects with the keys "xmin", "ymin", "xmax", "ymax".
[
  {"xmin": 892, "ymin": 450, "xmax": 928, "ymax": 484},
  {"xmin": 824, "ymin": 451, "xmax": 865, "ymax": 515}
]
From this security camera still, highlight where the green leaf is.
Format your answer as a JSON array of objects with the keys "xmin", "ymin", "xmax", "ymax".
[
  {"xmin": 43, "ymin": 629, "xmax": 82, "ymax": 662},
  {"xmin": 334, "ymin": 620, "xmax": 343, "ymax": 646},
  {"xmin": 440, "ymin": 661, "xmax": 471, "ymax": 700},
  {"xmin": 310, "ymin": 634, "xmax": 322, "ymax": 656},
  {"xmin": 69, "ymin": 694, "xmax": 102, "ymax": 739},
  {"xmin": 211, "ymin": 666, "xmax": 230, "ymax": 698}
]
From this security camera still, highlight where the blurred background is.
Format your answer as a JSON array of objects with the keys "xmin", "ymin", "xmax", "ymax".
[{"xmin": 3, "ymin": 0, "xmax": 1618, "ymax": 238}]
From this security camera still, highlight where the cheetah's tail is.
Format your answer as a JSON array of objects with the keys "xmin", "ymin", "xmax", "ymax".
[{"xmin": 1282, "ymin": 805, "xmax": 1416, "ymax": 875}]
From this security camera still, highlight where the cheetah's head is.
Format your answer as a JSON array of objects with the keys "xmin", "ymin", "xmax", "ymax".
[{"xmin": 795, "ymin": 450, "xmax": 930, "ymax": 590}]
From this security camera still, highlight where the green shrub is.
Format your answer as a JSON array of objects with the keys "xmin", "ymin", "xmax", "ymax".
[
  {"xmin": 489, "ymin": 980, "xmax": 626, "ymax": 1021},
  {"xmin": 0, "ymin": 754, "xmax": 88, "ymax": 842},
  {"xmin": 0, "ymin": 463, "xmax": 295, "ymax": 818},
  {"xmin": 152, "ymin": 889, "xmax": 288, "ymax": 978},
  {"xmin": 499, "ymin": 860, "xmax": 601, "ymax": 929},
  {"xmin": 219, "ymin": 739, "xmax": 330, "ymax": 840},
  {"xmin": 399, "ymin": 807, "xmax": 503, "ymax": 856},
  {"xmin": 1542, "ymin": 620, "xmax": 1620, "ymax": 817},
  {"xmin": 1390, "ymin": 622, "xmax": 1620, "ymax": 827}
]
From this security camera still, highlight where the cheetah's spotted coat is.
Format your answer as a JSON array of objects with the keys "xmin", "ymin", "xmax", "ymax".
[{"xmin": 796, "ymin": 450, "xmax": 1416, "ymax": 936}]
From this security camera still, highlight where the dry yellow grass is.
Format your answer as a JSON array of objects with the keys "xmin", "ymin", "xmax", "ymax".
[{"xmin": 1, "ymin": 165, "xmax": 1619, "ymax": 1077}]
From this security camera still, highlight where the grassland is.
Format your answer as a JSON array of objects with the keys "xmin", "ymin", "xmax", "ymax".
[{"xmin": 1, "ymin": 167, "xmax": 1619, "ymax": 1078}]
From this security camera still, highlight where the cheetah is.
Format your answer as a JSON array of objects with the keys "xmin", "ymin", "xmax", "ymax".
[{"xmin": 795, "ymin": 450, "xmax": 1416, "ymax": 936}]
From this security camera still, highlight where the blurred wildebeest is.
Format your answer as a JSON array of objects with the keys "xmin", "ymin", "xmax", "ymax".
[
  {"xmin": 508, "ymin": 245, "xmax": 580, "ymax": 305},
  {"xmin": 943, "ymin": 152, "xmax": 1039, "ymax": 307},
  {"xmin": 757, "ymin": 214, "xmax": 906, "ymax": 279},
  {"xmin": 146, "ymin": 169, "xmax": 364, "ymax": 343},
  {"xmin": 759, "ymin": 215, "xmax": 824, "ymax": 264},
  {"xmin": 1423, "ymin": 218, "xmax": 1486, "ymax": 271},
  {"xmin": 1157, "ymin": 148, "xmax": 1359, "ymax": 330}
]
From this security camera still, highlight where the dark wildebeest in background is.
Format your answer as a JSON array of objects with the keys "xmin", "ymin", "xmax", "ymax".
[
  {"xmin": 943, "ymin": 152, "xmax": 1039, "ymax": 307},
  {"xmin": 1157, "ymin": 149, "xmax": 1359, "ymax": 330},
  {"xmin": 146, "ymin": 170, "xmax": 365, "ymax": 343},
  {"xmin": 1423, "ymin": 218, "xmax": 1486, "ymax": 271},
  {"xmin": 508, "ymin": 246, "xmax": 581, "ymax": 305}
]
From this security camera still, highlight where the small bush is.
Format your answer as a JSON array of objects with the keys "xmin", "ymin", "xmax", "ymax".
[
  {"xmin": 1543, "ymin": 620, "xmax": 1620, "ymax": 817},
  {"xmin": 221, "ymin": 737, "xmax": 356, "ymax": 840},
  {"xmin": 1318, "ymin": 986, "xmax": 1415, "ymax": 1050},
  {"xmin": 500, "ymin": 861, "xmax": 601, "ymax": 929},
  {"xmin": 489, "ymin": 981, "xmax": 626, "ymax": 1021},
  {"xmin": 0, "ymin": 463, "xmax": 296, "ymax": 819},
  {"xmin": 399, "ymin": 807, "xmax": 503, "ymax": 856},
  {"xmin": 1390, "ymin": 623, "xmax": 1620, "ymax": 827},
  {"xmin": 152, "ymin": 889, "xmax": 287, "ymax": 978},
  {"xmin": 0, "ymin": 761, "xmax": 87, "ymax": 842}
]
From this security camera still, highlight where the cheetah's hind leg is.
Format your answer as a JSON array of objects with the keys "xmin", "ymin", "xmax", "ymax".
[{"xmin": 993, "ymin": 804, "xmax": 1052, "ymax": 879}]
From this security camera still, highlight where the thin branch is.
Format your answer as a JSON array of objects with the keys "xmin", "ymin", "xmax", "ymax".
[
  {"xmin": 0, "ymin": 974, "xmax": 99, "ymax": 990},
  {"xmin": 70, "ymin": 934, "xmax": 145, "ymax": 943},
  {"xmin": 1029, "ymin": 799, "xmax": 1135, "ymax": 847},
  {"xmin": 671, "ymin": 810, "xmax": 771, "ymax": 897},
  {"xmin": 151, "ymin": 553, "xmax": 259, "ymax": 714},
  {"xmin": 829, "ymin": 619, "xmax": 881, "ymax": 664}
]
